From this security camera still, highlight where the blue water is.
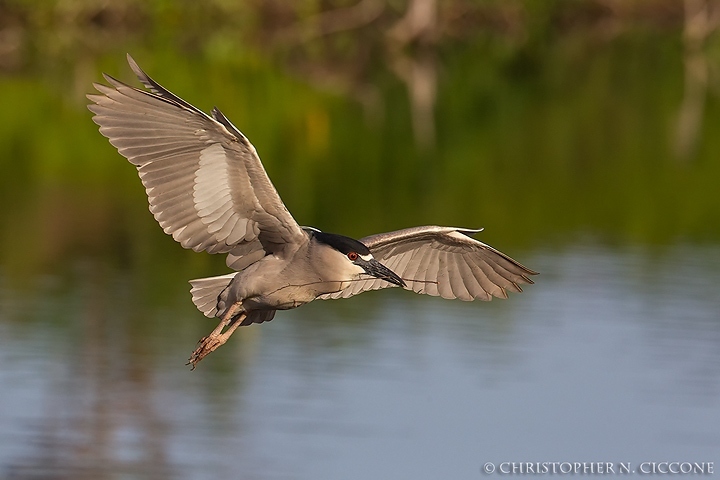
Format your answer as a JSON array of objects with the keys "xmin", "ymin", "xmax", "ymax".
[{"xmin": 1, "ymin": 243, "xmax": 719, "ymax": 479}]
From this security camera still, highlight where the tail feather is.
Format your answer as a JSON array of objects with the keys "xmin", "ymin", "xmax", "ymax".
[{"xmin": 189, "ymin": 273, "xmax": 237, "ymax": 318}]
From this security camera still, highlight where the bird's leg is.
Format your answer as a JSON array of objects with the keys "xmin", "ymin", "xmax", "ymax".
[{"xmin": 187, "ymin": 303, "xmax": 246, "ymax": 370}]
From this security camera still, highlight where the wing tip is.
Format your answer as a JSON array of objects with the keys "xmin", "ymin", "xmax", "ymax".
[
  {"xmin": 102, "ymin": 73, "xmax": 116, "ymax": 84},
  {"xmin": 519, "ymin": 265, "xmax": 540, "ymax": 276},
  {"xmin": 454, "ymin": 226, "xmax": 539, "ymax": 276},
  {"xmin": 126, "ymin": 53, "xmax": 142, "ymax": 75},
  {"xmin": 457, "ymin": 227, "xmax": 484, "ymax": 237}
]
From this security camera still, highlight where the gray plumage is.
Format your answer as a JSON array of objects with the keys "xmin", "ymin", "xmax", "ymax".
[
  {"xmin": 88, "ymin": 55, "xmax": 537, "ymax": 368},
  {"xmin": 320, "ymin": 226, "xmax": 534, "ymax": 301}
]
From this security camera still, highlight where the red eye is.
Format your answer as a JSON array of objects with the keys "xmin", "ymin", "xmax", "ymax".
[{"xmin": 347, "ymin": 252, "xmax": 358, "ymax": 261}]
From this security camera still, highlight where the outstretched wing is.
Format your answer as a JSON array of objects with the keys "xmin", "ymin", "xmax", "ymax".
[
  {"xmin": 87, "ymin": 54, "xmax": 307, "ymax": 271},
  {"xmin": 319, "ymin": 226, "xmax": 537, "ymax": 301}
]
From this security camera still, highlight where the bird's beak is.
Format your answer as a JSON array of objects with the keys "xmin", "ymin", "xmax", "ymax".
[{"xmin": 360, "ymin": 259, "xmax": 406, "ymax": 287}]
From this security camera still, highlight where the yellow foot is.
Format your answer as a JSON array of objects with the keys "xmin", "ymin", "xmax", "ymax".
[
  {"xmin": 186, "ymin": 309, "xmax": 247, "ymax": 370},
  {"xmin": 187, "ymin": 335, "xmax": 225, "ymax": 369}
]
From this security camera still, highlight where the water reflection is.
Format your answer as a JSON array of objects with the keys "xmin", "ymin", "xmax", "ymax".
[{"xmin": 1, "ymin": 243, "xmax": 719, "ymax": 479}]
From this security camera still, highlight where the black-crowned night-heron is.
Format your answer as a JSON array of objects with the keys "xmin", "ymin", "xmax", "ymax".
[{"xmin": 88, "ymin": 55, "xmax": 537, "ymax": 368}]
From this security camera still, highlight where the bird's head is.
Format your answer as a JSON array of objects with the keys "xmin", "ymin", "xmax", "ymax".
[{"xmin": 311, "ymin": 231, "xmax": 406, "ymax": 287}]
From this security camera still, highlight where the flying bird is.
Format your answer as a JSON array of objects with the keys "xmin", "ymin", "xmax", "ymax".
[{"xmin": 88, "ymin": 55, "xmax": 537, "ymax": 368}]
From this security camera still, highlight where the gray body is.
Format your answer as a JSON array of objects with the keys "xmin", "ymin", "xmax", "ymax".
[
  {"xmin": 87, "ymin": 55, "xmax": 537, "ymax": 366},
  {"xmin": 217, "ymin": 234, "xmax": 361, "ymax": 316}
]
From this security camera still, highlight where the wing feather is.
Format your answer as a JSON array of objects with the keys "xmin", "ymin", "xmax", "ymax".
[
  {"xmin": 88, "ymin": 55, "xmax": 308, "ymax": 268},
  {"xmin": 446, "ymin": 254, "xmax": 473, "ymax": 301},
  {"xmin": 456, "ymin": 254, "xmax": 490, "ymax": 301},
  {"xmin": 318, "ymin": 226, "xmax": 536, "ymax": 301},
  {"xmin": 436, "ymin": 251, "xmax": 453, "ymax": 299},
  {"xmin": 393, "ymin": 248, "xmax": 428, "ymax": 297},
  {"xmin": 422, "ymin": 248, "xmax": 441, "ymax": 297},
  {"xmin": 468, "ymin": 255, "xmax": 513, "ymax": 297},
  {"xmin": 391, "ymin": 248, "xmax": 413, "ymax": 277}
]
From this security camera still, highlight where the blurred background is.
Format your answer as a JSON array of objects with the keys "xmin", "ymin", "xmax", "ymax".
[{"xmin": 1, "ymin": 0, "xmax": 720, "ymax": 478}]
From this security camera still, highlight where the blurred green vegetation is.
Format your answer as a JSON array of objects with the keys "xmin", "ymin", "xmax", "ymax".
[{"xmin": 1, "ymin": 0, "xmax": 720, "ymax": 290}]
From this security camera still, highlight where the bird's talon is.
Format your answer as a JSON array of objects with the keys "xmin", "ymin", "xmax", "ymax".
[{"xmin": 187, "ymin": 334, "xmax": 225, "ymax": 369}]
